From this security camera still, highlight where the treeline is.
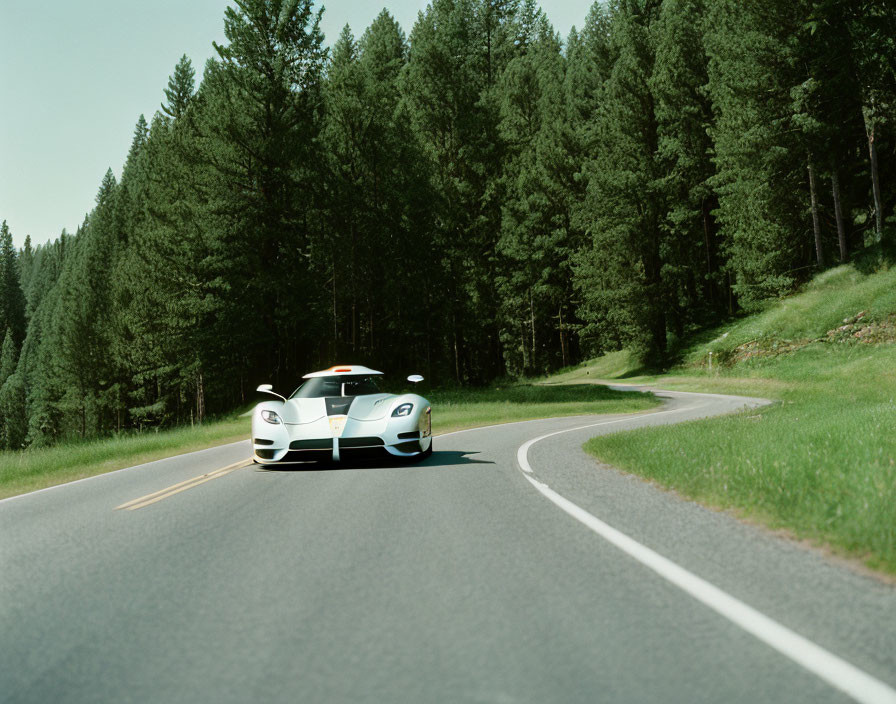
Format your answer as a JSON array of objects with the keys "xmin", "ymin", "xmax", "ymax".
[{"xmin": 1, "ymin": 0, "xmax": 894, "ymax": 449}]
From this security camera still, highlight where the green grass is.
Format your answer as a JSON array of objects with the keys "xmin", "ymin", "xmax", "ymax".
[
  {"xmin": 0, "ymin": 384, "xmax": 659, "ymax": 500},
  {"xmin": 576, "ymin": 262, "xmax": 896, "ymax": 573},
  {"xmin": 540, "ymin": 350, "xmax": 647, "ymax": 383},
  {"xmin": 0, "ymin": 416, "xmax": 251, "ymax": 500}
]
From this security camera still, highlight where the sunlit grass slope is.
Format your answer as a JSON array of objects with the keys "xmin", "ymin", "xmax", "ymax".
[
  {"xmin": 698, "ymin": 264, "xmax": 896, "ymax": 358},
  {"xmin": 0, "ymin": 416, "xmax": 251, "ymax": 500},
  {"xmin": 578, "ymin": 262, "xmax": 896, "ymax": 572},
  {"xmin": 0, "ymin": 384, "xmax": 658, "ymax": 500}
]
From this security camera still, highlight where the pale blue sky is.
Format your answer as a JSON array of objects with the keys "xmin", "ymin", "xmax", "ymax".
[{"xmin": 1, "ymin": 1, "xmax": 592, "ymax": 248}]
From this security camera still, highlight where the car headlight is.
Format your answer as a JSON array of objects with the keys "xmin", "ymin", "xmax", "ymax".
[
  {"xmin": 392, "ymin": 403, "xmax": 414, "ymax": 417},
  {"xmin": 261, "ymin": 410, "xmax": 282, "ymax": 424}
]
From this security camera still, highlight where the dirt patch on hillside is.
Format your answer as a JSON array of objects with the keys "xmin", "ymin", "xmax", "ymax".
[
  {"xmin": 824, "ymin": 311, "xmax": 896, "ymax": 344},
  {"xmin": 714, "ymin": 311, "xmax": 896, "ymax": 366}
]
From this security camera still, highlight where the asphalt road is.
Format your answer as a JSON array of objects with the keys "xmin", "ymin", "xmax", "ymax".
[{"xmin": 2, "ymin": 388, "xmax": 896, "ymax": 704}]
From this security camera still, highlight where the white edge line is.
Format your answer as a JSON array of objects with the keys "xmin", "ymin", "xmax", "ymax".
[
  {"xmin": 517, "ymin": 414, "xmax": 896, "ymax": 704},
  {"xmin": 514, "ymin": 406, "xmax": 692, "ymax": 472}
]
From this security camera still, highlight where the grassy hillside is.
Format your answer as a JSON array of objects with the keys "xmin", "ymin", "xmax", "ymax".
[{"xmin": 576, "ymin": 262, "xmax": 896, "ymax": 573}]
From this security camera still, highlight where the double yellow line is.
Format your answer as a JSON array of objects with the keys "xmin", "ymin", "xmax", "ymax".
[{"xmin": 115, "ymin": 458, "xmax": 252, "ymax": 511}]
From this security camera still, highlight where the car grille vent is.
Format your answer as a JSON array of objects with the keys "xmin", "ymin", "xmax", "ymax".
[
  {"xmin": 290, "ymin": 439, "xmax": 333, "ymax": 450},
  {"xmin": 339, "ymin": 436, "xmax": 385, "ymax": 448}
]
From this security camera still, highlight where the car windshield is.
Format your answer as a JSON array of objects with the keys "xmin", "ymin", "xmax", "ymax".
[{"xmin": 290, "ymin": 375, "xmax": 381, "ymax": 399}]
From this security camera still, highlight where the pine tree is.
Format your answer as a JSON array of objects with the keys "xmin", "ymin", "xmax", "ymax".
[
  {"xmin": 126, "ymin": 114, "xmax": 149, "ymax": 165},
  {"xmin": 563, "ymin": 4, "xmax": 617, "ymax": 361},
  {"xmin": 178, "ymin": 0, "xmax": 329, "ymax": 405},
  {"xmin": 574, "ymin": 0, "xmax": 670, "ymax": 366},
  {"xmin": 495, "ymin": 11, "xmax": 579, "ymax": 374},
  {"xmin": 110, "ymin": 107, "xmax": 221, "ymax": 426},
  {"xmin": 161, "ymin": 54, "xmax": 196, "ymax": 120},
  {"xmin": 0, "ymin": 329, "xmax": 15, "ymax": 389},
  {"xmin": 317, "ymin": 12, "xmax": 440, "ymax": 374},
  {"xmin": 50, "ymin": 172, "xmax": 120, "ymax": 437},
  {"xmin": 116, "ymin": 114, "xmax": 151, "ymax": 248},
  {"xmin": 0, "ymin": 221, "xmax": 26, "ymax": 347},
  {"xmin": 844, "ymin": 0, "xmax": 896, "ymax": 245},
  {"xmin": 704, "ymin": 0, "xmax": 809, "ymax": 309},
  {"xmin": 564, "ymin": 3, "xmax": 616, "ymax": 154},
  {"xmin": 651, "ymin": 0, "xmax": 727, "ymax": 321},
  {"xmin": 403, "ymin": 0, "xmax": 516, "ymax": 382},
  {"xmin": 19, "ymin": 235, "xmax": 69, "ymax": 446},
  {"xmin": 0, "ymin": 328, "xmax": 25, "ymax": 450},
  {"xmin": 795, "ymin": 1, "xmax": 866, "ymax": 262},
  {"xmin": 322, "ymin": 25, "xmax": 365, "ymax": 356},
  {"xmin": 19, "ymin": 234, "xmax": 34, "ymax": 304}
]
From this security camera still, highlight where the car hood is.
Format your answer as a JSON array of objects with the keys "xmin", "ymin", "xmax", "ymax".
[
  {"xmin": 346, "ymin": 394, "xmax": 394, "ymax": 421},
  {"xmin": 283, "ymin": 394, "xmax": 394, "ymax": 424}
]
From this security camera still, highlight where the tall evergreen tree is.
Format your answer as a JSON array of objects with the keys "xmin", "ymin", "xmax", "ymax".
[
  {"xmin": 50, "ymin": 172, "xmax": 120, "ymax": 437},
  {"xmin": 0, "ymin": 221, "xmax": 26, "ymax": 347},
  {"xmin": 20, "ymin": 235, "xmax": 70, "ymax": 445},
  {"xmin": 704, "ymin": 0, "xmax": 809, "ymax": 309},
  {"xmin": 111, "ymin": 107, "xmax": 222, "ymax": 425},
  {"xmin": 402, "ymin": 0, "xmax": 516, "ymax": 382},
  {"xmin": 321, "ymin": 25, "xmax": 367, "ymax": 356},
  {"xmin": 651, "ymin": 0, "xmax": 727, "ymax": 320},
  {"xmin": 320, "ymin": 14, "xmax": 437, "ymax": 372},
  {"xmin": 796, "ymin": 1, "xmax": 867, "ymax": 261},
  {"xmin": 127, "ymin": 114, "xmax": 149, "ymax": 165},
  {"xmin": 18, "ymin": 234, "xmax": 34, "ymax": 304},
  {"xmin": 199, "ymin": 0, "xmax": 328, "ymax": 395},
  {"xmin": 574, "ymin": 0, "xmax": 670, "ymax": 365},
  {"xmin": 844, "ymin": 0, "xmax": 896, "ymax": 245},
  {"xmin": 0, "ymin": 329, "xmax": 15, "ymax": 389},
  {"xmin": 161, "ymin": 54, "xmax": 196, "ymax": 120},
  {"xmin": 563, "ymin": 4, "xmax": 616, "ymax": 361},
  {"xmin": 0, "ymin": 328, "xmax": 25, "ymax": 449},
  {"xmin": 116, "ymin": 114, "xmax": 151, "ymax": 248},
  {"xmin": 495, "ymin": 12, "xmax": 580, "ymax": 374}
]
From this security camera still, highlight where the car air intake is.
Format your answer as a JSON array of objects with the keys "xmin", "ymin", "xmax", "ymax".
[
  {"xmin": 339, "ymin": 437, "xmax": 385, "ymax": 448},
  {"xmin": 290, "ymin": 439, "xmax": 333, "ymax": 450}
]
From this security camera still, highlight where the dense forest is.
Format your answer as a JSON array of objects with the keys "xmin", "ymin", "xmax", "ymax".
[{"xmin": 1, "ymin": 0, "xmax": 894, "ymax": 449}]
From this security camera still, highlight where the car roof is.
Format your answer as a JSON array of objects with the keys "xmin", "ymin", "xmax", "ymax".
[{"xmin": 302, "ymin": 365, "xmax": 383, "ymax": 379}]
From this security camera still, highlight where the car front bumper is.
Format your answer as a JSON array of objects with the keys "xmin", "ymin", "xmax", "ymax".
[{"xmin": 252, "ymin": 410, "xmax": 431, "ymax": 464}]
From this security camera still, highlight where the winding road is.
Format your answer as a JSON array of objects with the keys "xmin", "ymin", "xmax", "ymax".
[{"xmin": 2, "ymin": 387, "xmax": 896, "ymax": 703}]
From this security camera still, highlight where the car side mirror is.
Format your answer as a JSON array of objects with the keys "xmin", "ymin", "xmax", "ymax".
[
  {"xmin": 407, "ymin": 375, "xmax": 424, "ymax": 383},
  {"xmin": 256, "ymin": 384, "xmax": 287, "ymax": 402}
]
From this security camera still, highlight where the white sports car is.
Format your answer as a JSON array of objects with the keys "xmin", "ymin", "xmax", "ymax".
[{"xmin": 251, "ymin": 365, "xmax": 432, "ymax": 464}]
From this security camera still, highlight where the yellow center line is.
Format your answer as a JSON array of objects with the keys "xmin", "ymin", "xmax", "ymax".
[{"xmin": 116, "ymin": 458, "xmax": 253, "ymax": 511}]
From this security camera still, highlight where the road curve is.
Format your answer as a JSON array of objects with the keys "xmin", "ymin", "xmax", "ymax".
[{"xmin": 2, "ymin": 387, "xmax": 895, "ymax": 704}]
